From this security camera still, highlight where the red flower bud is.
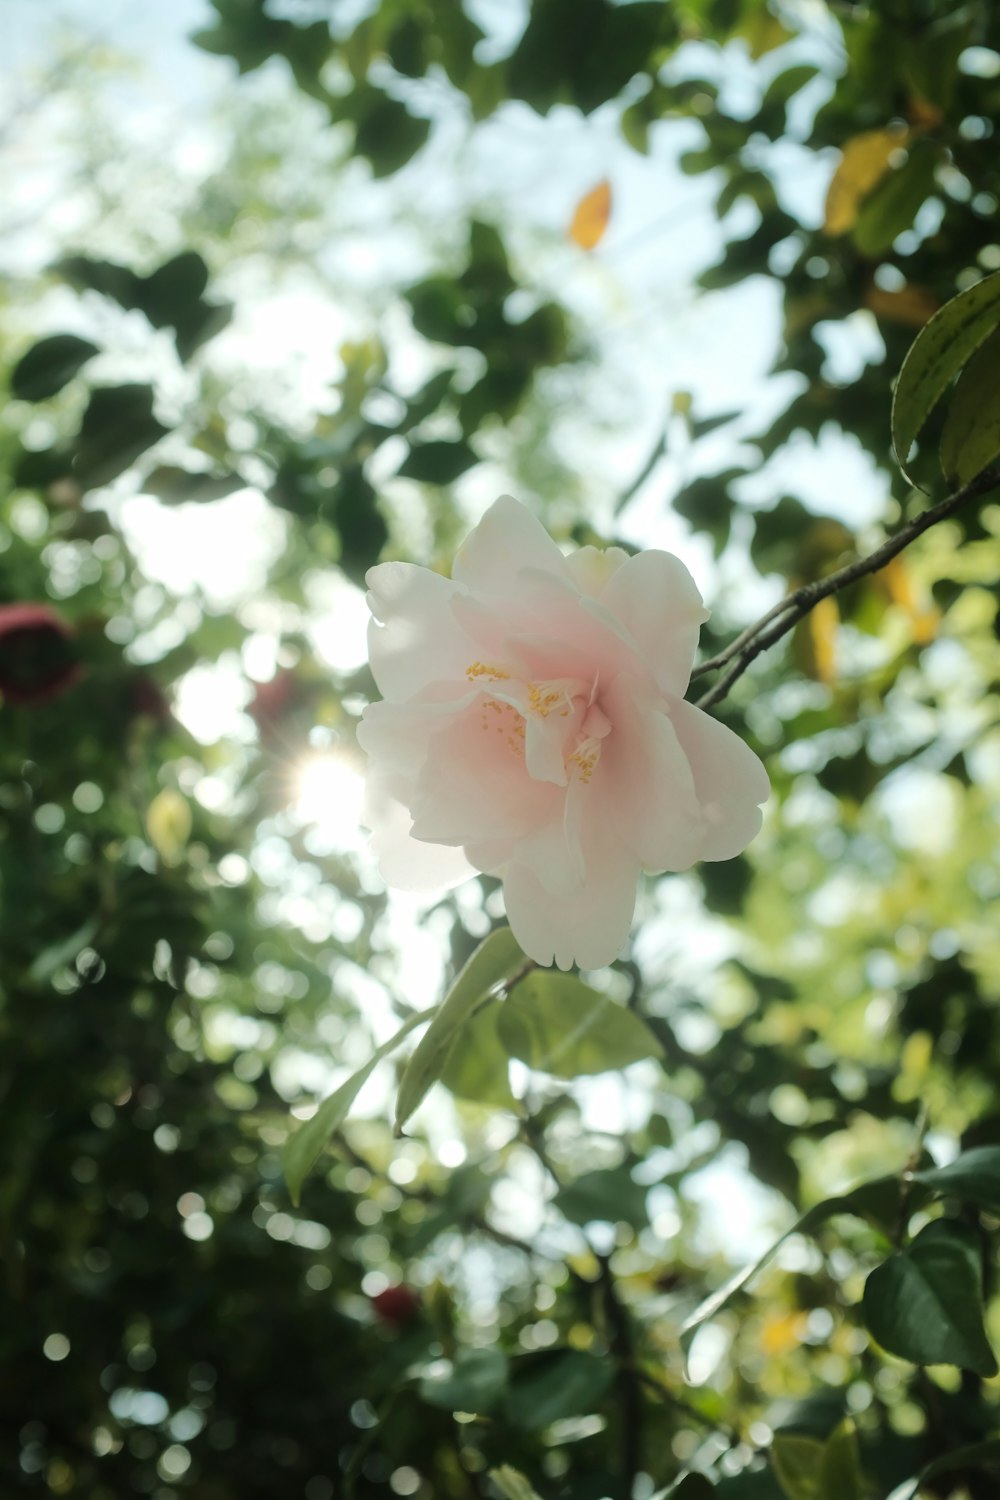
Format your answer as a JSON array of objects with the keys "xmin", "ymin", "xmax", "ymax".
[
  {"xmin": 370, "ymin": 1285, "xmax": 420, "ymax": 1329},
  {"xmin": 0, "ymin": 603, "xmax": 83, "ymax": 705}
]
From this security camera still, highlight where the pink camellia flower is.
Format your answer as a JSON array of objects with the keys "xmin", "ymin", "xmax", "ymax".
[{"xmin": 357, "ymin": 497, "xmax": 768, "ymax": 970}]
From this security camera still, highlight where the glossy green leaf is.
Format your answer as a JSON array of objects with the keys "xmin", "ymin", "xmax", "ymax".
[
  {"xmin": 419, "ymin": 1346, "xmax": 508, "ymax": 1414},
  {"xmin": 892, "ymin": 269, "xmax": 1000, "ymax": 475},
  {"xmin": 439, "ymin": 998, "xmax": 517, "ymax": 1110},
  {"xmin": 11, "ymin": 334, "xmax": 99, "ymax": 402},
  {"xmin": 863, "ymin": 1219, "xmax": 998, "ymax": 1375},
  {"xmin": 504, "ymin": 1349, "xmax": 614, "ymax": 1431},
  {"xmin": 913, "ymin": 1144, "xmax": 1000, "ymax": 1212},
  {"xmin": 284, "ymin": 1006, "xmax": 432, "ymax": 1204},
  {"xmin": 490, "ymin": 1465, "xmax": 545, "ymax": 1500},
  {"xmin": 938, "ymin": 325, "xmax": 1000, "ymax": 486},
  {"xmin": 498, "ymin": 972, "xmax": 662, "ymax": 1079},
  {"xmin": 395, "ymin": 927, "xmax": 526, "ymax": 1132}
]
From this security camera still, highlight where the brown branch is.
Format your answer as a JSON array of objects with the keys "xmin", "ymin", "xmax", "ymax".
[{"xmin": 691, "ymin": 467, "xmax": 1000, "ymax": 711}]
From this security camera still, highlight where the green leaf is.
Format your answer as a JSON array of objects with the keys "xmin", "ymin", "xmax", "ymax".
[
  {"xmin": 887, "ymin": 1436, "xmax": 1000, "ymax": 1500},
  {"xmin": 772, "ymin": 1434, "xmax": 824, "ymax": 1500},
  {"xmin": 913, "ymin": 1144, "xmax": 1000, "ymax": 1212},
  {"xmin": 554, "ymin": 1164, "xmax": 648, "ymax": 1229},
  {"xmin": 349, "ymin": 87, "xmax": 431, "ymax": 176},
  {"xmin": 661, "ymin": 1474, "xmax": 716, "ymax": 1498},
  {"xmin": 892, "ymin": 269, "xmax": 1000, "ymax": 475},
  {"xmin": 819, "ymin": 1419, "xmax": 864, "ymax": 1500},
  {"xmin": 938, "ymin": 325, "xmax": 1000, "ymax": 486},
  {"xmin": 419, "ymin": 1346, "xmax": 508, "ymax": 1414},
  {"xmin": 504, "ymin": 1349, "xmax": 614, "ymax": 1431},
  {"xmin": 863, "ymin": 1219, "xmax": 998, "ymax": 1376},
  {"xmin": 680, "ymin": 1175, "xmax": 901, "ymax": 1359},
  {"xmin": 27, "ymin": 916, "xmax": 100, "ymax": 986},
  {"xmin": 852, "ymin": 141, "xmax": 938, "ymax": 258},
  {"xmin": 439, "ymin": 998, "xmax": 517, "ymax": 1110},
  {"xmin": 173, "ymin": 299, "xmax": 233, "ymax": 362},
  {"xmin": 74, "ymin": 385, "xmax": 168, "ymax": 490},
  {"xmin": 140, "ymin": 251, "xmax": 210, "ymax": 326},
  {"xmin": 395, "ymin": 927, "xmax": 526, "ymax": 1133},
  {"xmin": 11, "ymin": 334, "xmax": 99, "ymax": 402},
  {"xmin": 143, "ymin": 465, "xmax": 246, "ymax": 504},
  {"xmin": 54, "ymin": 254, "xmax": 143, "ymax": 308},
  {"xmin": 284, "ymin": 1007, "xmax": 432, "ymax": 1204},
  {"xmin": 397, "ymin": 438, "xmax": 478, "ymax": 485},
  {"xmin": 490, "ymin": 1465, "xmax": 545, "ymax": 1500},
  {"xmin": 498, "ymin": 972, "xmax": 662, "ymax": 1079}
]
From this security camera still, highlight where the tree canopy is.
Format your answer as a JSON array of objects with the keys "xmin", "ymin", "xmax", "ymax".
[{"xmin": 3, "ymin": 3, "xmax": 1000, "ymax": 1498}]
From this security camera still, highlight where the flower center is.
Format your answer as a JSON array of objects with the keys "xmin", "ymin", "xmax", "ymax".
[{"xmin": 466, "ymin": 663, "xmax": 612, "ymax": 786}]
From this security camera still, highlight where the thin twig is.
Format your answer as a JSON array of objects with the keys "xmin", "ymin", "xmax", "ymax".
[
  {"xmin": 692, "ymin": 467, "xmax": 1000, "ymax": 711},
  {"xmin": 598, "ymin": 1254, "xmax": 643, "ymax": 1500}
]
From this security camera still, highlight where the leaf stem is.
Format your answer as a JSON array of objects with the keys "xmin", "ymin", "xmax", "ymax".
[{"xmin": 690, "ymin": 467, "xmax": 1000, "ymax": 710}]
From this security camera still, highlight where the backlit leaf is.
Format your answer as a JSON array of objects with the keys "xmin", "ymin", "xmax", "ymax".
[
  {"xmin": 569, "ymin": 178, "xmax": 612, "ymax": 250},
  {"xmin": 498, "ymin": 971, "xmax": 662, "ymax": 1078},
  {"xmin": 891, "ymin": 269, "xmax": 1000, "ymax": 475},
  {"xmin": 823, "ymin": 126, "xmax": 909, "ymax": 237},
  {"xmin": 938, "ymin": 324, "xmax": 1000, "ymax": 487},
  {"xmin": 395, "ymin": 927, "xmax": 526, "ymax": 1132},
  {"xmin": 491, "ymin": 1466, "xmax": 546, "ymax": 1500},
  {"xmin": 772, "ymin": 1433, "xmax": 824, "ymax": 1500},
  {"xmin": 146, "ymin": 789, "xmax": 192, "ymax": 865},
  {"xmin": 284, "ymin": 1007, "xmax": 432, "ymax": 1204}
]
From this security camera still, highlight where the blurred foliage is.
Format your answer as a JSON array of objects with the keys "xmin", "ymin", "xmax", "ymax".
[{"xmin": 3, "ymin": 2, "xmax": 1000, "ymax": 1499}]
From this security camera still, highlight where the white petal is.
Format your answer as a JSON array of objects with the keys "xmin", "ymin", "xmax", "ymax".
[
  {"xmin": 600, "ymin": 676, "xmax": 705, "ymax": 873},
  {"xmin": 452, "ymin": 495, "xmax": 569, "ymax": 595},
  {"xmin": 598, "ymin": 550, "xmax": 710, "ymax": 696},
  {"xmin": 408, "ymin": 703, "xmax": 559, "ymax": 847},
  {"xmin": 503, "ymin": 822, "xmax": 639, "ymax": 971},
  {"xmin": 356, "ymin": 691, "xmax": 478, "ymax": 771},
  {"xmin": 365, "ymin": 561, "xmax": 473, "ymax": 701},
  {"xmin": 669, "ymin": 699, "xmax": 770, "ymax": 860},
  {"xmin": 565, "ymin": 544, "xmax": 630, "ymax": 597},
  {"xmin": 363, "ymin": 775, "xmax": 474, "ymax": 892}
]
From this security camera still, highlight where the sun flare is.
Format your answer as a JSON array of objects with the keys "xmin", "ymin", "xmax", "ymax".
[{"xmin": 293, "ymin": 753, "xmax": 366, "ymax": 849}]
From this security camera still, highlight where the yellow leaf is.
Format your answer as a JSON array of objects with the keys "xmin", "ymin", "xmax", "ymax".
[
  {"xmin": 760, "ymin": 1309, "xmax": 807, "ymax": 1356},
  {"xmin": 864, "ymin": 282, "xmax": 940, "ymax": 327},
  {"xmin": 823, "ymin": 126, "xmax": 910, "ymax": 237},
  {"xmin": 880, "ymin": 556, "xmax": 939, "ymax": 645},
  {"xmin": 737, "ymin": 11, "xmax": 792, "ymax": 59},
  {"xmin": 147, "ymin": 788, "xmax": 192, "ymax": 865},
  {"xmin": 569, "ymin": 178, "xmax": 612, "ymax": 251},
  {"xmin": 807, "ymin": 594, "xmax": 839, "ymax": 684}
]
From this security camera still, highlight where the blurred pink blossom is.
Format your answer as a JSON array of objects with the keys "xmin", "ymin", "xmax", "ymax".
[{"xmin": 358, "ymin": 497, "xmax": 768, "ymax": 970}]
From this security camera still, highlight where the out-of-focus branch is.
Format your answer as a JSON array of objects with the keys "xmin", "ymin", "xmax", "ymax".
[{"xmin": 691, "ymin": 467, "xmax": 1000, "ymax": 711}]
